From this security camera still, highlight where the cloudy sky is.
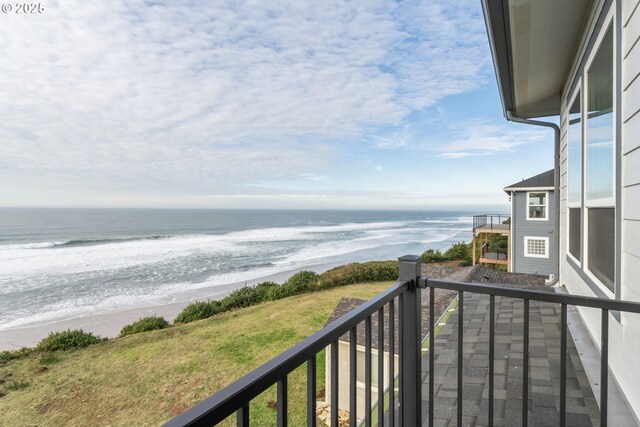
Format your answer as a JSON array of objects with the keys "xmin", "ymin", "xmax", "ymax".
[{"xmin": 0, "ymin": 0, "xmax": 553, "ymax": 210}]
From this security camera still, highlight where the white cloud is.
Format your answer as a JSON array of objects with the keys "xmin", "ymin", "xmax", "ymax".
[{"xmin": 0, "ymin": 0, "xmax": 492, "ymax": 205}]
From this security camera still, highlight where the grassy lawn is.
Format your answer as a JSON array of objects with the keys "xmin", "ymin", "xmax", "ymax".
[{"xmin": 0, "ymin": 282, "xmax": 392, "ymax": 426}]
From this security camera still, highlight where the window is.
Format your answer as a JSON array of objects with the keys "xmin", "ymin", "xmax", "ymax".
[
  {"xmin": 585, "ymin": 24, "xmax": 615, "ymax": 291},
  {"xmin": 568, "ymin": 91, "xmax": 582, "ymax": 261},
  {"xmin": 524, "ymin": 236, "xmax": 549, "ymax": 258},
  {"xmin": 527, "ymin": 192, "xmax": 548, "ymax": 220}
]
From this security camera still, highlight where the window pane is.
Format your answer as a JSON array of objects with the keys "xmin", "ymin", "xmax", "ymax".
[
  {"xmin": 588, "ymin": 207, "xmax": 614, "ymax": 291},
  {"xmin": 529, "ymin": 193, "xmax": 546, "ymax": 206},
  {"xmin": 569, "ymin": 208, "xmax": 581, "ymax": 261},
  {"xmin": 587, "ymin": 25, "xmax": 614, "ymax": 202},
  {"xmin": 568, "ymin": 94, "xmax": 581, "ymax": 204},
  {"xmin": 529, "ymin": 206, "xmax": 546, "ymax": 219}
]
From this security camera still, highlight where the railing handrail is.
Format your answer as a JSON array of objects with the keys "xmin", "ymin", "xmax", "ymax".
[
  {"xmin": 420, "ymin": 278, "xmax": 640, "ymax": 314},
  {"xmin": 162, "ymin": 279, "xmax": 411, "ymax": 427}
]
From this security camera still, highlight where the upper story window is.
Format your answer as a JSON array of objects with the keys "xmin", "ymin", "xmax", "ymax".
[
  {"xmin": 585, "ymin": 24, "xmax": 615, "ymax": 292},
  {"xmin": 568, "ymin": 91, "xmax": 582, "ymax": 261},
  {"xmin": 527, "ymin": 192, "xmax": 548, "ymax": 220}
]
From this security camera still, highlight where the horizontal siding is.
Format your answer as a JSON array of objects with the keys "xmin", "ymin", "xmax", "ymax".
[
  {"xmin": 512, "ymin": 191, "xmax": 557, "ymax": 275},
  {"xmin": 623, "ymin": 184, "xmax": 640, "ymax": 220},
  {"xmin": 623, "ymin": 70, "xmax": 640, "ymax": 122},
  {"xmin": 624, "ymin": 30, "xmax": 640, "ymax": 89},
  {"xmin": 623, "ymin": 113, "xmax": 640, "ymax": 153},
  {"xmin": 624, "ymin": 0, "xmax": 640, "ymax": 27},
  {"xmin": 622, "ymin": 251, "xmax": 640, "ymax": 301},
  {"xmin": 623, "ymin": 219, "xmax": 640, "ymax": 258},
  {"xmin": 623, "ymin": 145, "xmax": 640, "ymax": 185},
  {"xmin": 624, "ymin": 0, "xmax": 640, "ymax": 57}
]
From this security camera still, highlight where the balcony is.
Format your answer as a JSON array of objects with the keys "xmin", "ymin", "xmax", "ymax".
[
  {"xmin": 162, "ymin": 256, "xmax": 639, "ymax": 427},
  {"xmin": 472, "ymin": 215, "xmax": 510, "ymax": 271}
]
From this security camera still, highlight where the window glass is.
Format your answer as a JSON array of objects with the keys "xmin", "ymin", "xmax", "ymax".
[
  {"xmin": 568, "ymin": 94, "xmax": 581, "ymax": 204},
  {"xmin": 588, "ymin": 208, "xmax": 615, "ymax": 291},
  {"xmin": 586, "ymin": 25, "xmax": 614, "ymax": 202},
  {"xmin": 569, "ymin": 208, "xmax": 581, "ymax": 261},
  {"xmin": 525, "ymin": 237, "xmax": 548, "ymax": 257},
  {"xmin": 528, "ymin": 192, "xmax": 547, "ymax": 219}
]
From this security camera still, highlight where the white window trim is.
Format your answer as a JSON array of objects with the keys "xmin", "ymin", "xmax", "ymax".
[
  {"xmin": 526, "ymin": 191, "xmax": 549, "ymax": 221},
  {"xmin": 524, "ymin": 236, "xmax": 549, "ymax": 259},
  {"xmin": 582, "ymin": 9, "xmax": 616, "ymax": 296},
  {"xmin": 567, "ymin": 85, "xmax": 582, "ymax": 266}
]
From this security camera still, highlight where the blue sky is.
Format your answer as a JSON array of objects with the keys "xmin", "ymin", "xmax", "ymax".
[{"xmin": 0, "ymin": 0, "xmax": 554, "ymax": 210}]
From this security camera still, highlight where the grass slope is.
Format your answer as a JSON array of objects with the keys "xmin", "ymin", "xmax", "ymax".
[{"xmin": 0, "ymin": 282, "xmax": 391, "ymax": 426}]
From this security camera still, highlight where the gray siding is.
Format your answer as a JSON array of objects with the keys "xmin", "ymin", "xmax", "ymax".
[{"xmin": 511, "ymin": 190, "xmax": 557, "ymax": 275}]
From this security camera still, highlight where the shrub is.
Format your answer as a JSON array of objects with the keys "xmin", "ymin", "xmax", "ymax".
[
  {"xmin": 119, "ymin": 316, "xmax": 170, "ymax": 337},
  {"xmin": 36, "ymin": 329, "xmax": 102, "ymax": 352},
  {"xmin": 420, "ymin": 249, "xmax": 446, "ymax": 263},
  {"xmin": 0, "ymin": 347, "xmax": 33, "ymax": 366},
  {"xmin": 444, "ymin": 242, "xmax": 472, "ymax": 262},
  {"xmin": 254, "ymin": 281, "xmax": 279, "ymax": 301},
  {"xmin": 174, "ymin": 300, "xmax": 225, "ymax": 324},
  {"xmin": 317, "ymin": 261, "xmax": 398, "ymax": 289},
  {"xmin": 220, "ymin": 286, "xmax": 263, "ymax": 311},
  {"xmin": 282, "ymin": 271, "xmax": 319, "ymax": 295}
]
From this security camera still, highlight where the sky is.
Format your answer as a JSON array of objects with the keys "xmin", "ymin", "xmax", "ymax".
[{"xmin": 0, "ymin": 0, "xmax": 555, "ymax": 210}]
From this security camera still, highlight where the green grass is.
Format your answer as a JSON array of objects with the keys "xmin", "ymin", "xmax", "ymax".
[{"xmin": 0, "ymin": 282, "xmax": 391, "ymax": 427}]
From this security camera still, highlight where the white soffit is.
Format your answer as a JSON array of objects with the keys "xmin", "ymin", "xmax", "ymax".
[{"xmin": 508, "ymin": 0, "xmax": 593, "ymax": 118}]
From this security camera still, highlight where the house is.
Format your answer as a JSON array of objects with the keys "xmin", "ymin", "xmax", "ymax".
[
  {"xmin": 483, "ymin": 0, "xmax": 640, "ymax": 420},
  {"xmin": 503, "ymin": 169, "xmax": 557, "ymax": 277}
]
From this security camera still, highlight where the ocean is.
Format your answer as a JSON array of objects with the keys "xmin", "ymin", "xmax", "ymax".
[{"xmin": 0, "ymin": 208, "xmax": 473, "ymax": 331}]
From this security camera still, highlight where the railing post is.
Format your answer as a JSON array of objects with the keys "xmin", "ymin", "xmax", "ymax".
[{"xmin": 398, "ymin": 255, "xmax": 422, "ymax": 426}]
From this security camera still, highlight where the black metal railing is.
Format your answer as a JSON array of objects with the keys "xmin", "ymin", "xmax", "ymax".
[
  {"xmin": 480, "ymin": 244, "xmax": 508, "ymax": 261},
  {"xmin": 163, "ymin": 255, "xmax": 424, "ymax": 427},
  {"xmin": 473, "ymin": 214, "xmax": 510, "ymax": 231},
  {"xmin": 420, "ymin": 277, "xmax": 640, "ymax": 427},
  {"xmin": 164, "ymin": 255, "xmax": 640, "ymax": 427}
]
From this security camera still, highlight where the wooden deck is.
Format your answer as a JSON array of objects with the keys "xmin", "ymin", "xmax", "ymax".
[{"xmin": 472, "ymin": 223, "xmax": 510, "ymax": 233}]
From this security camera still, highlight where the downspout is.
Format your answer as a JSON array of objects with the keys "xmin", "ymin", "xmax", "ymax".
[{"xmin": 506, "ymin": 110, "xmax": 560, "ymax": 285}]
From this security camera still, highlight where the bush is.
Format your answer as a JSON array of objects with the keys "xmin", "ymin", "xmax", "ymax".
[
  {"xmin": 317, "ymin": 261, "xmax": 398, "ymax": 289},
  {"xmin": 220, "ymin": 285, "xmax": 264, "ymax": 311},
  {"xmin": 253, "ymin": 281, "xmax": 279, "ymax": 301},
  {"xmin": 0, "ymin": 347, "xmax": 33, "ymax": 366},
  {"xmin": 36, "ymin": 329, "xmax": 102, "ymax": 352},
  {"xmin": 174, "ymin": 300, "xmax": 225, "ymax": 324},
  {"xmin": 282, "ymin": 271, "xmax": 318, "ymax": 295},
  {"xmin": 444, "ymin": 242, "xmax": 472, "ymax": 262},
  {"xmin": 420, "ymin": 249, "xmax": 446, "ymax": 263},
  {"xmin": 119, "ymin": 316, "xmax": 170, "ymax": 337}
]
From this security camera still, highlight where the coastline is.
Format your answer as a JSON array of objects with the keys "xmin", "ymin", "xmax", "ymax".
[{"xmin": 0, "ymin": 260, "xmax": 348, "ymax": 351}]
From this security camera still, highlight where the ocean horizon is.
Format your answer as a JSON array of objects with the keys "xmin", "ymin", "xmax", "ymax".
[{"xmin": 0, "ymin": 208, "xmax": 489, "ymax": 332}]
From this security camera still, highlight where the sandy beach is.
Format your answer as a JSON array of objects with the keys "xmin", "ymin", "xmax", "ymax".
[{"xmin": 0, "ymin": 260, "xmax": 346, "ymax": 351}]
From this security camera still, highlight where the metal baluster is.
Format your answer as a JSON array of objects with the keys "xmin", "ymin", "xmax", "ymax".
[
  {"xmin": 457, "ymin": 291, "xmax": 463, "ymax": 427},
  {"xmin": 378, "ymin": 307, "xmax": 385, "ymax": 426},
  {"xmin": 308, "ymin": 356, "xmax": 316, "ymax": 427},
  {"xmin": 237, "ymin": 403, "xmax": 249, "ymax": 427},
  {"xmin": 560, "ymin": 304, "xmax": 567, "ymax": 427},
  {"xmin": 489, "ymin": 294, "xmax": 495, "ymax": 427},
  {"xmin": 331, "ymin": 341, "xmax": 338, "ymax": 427},
  {"xmin": 389, "ymin": 300, "xmax": 395, "ymax": 427},
  {"xmin": 601, "ymin": 309, "xmax": 609, "ymax": 427},
  {"xmin": 365, "ymin": 316, "xmax": 372, "ymax": 427},
  {"xmin": 398, "ymin": 293, "xmax": 404, "ymax": 427},
  {"xmin": 278, "ymin": 376, "xmax": 287, "ymax": 427},
  {"xmin": 523, "ymin": 299, "xmax": 529, "ymax": 427},
  {"xmin": 429, "ymin": 285, "xmax": 435, "ymax": 427},
  {"xmin": 350, "ymin": 328, "xmax": 357, "ymax": 427}
]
